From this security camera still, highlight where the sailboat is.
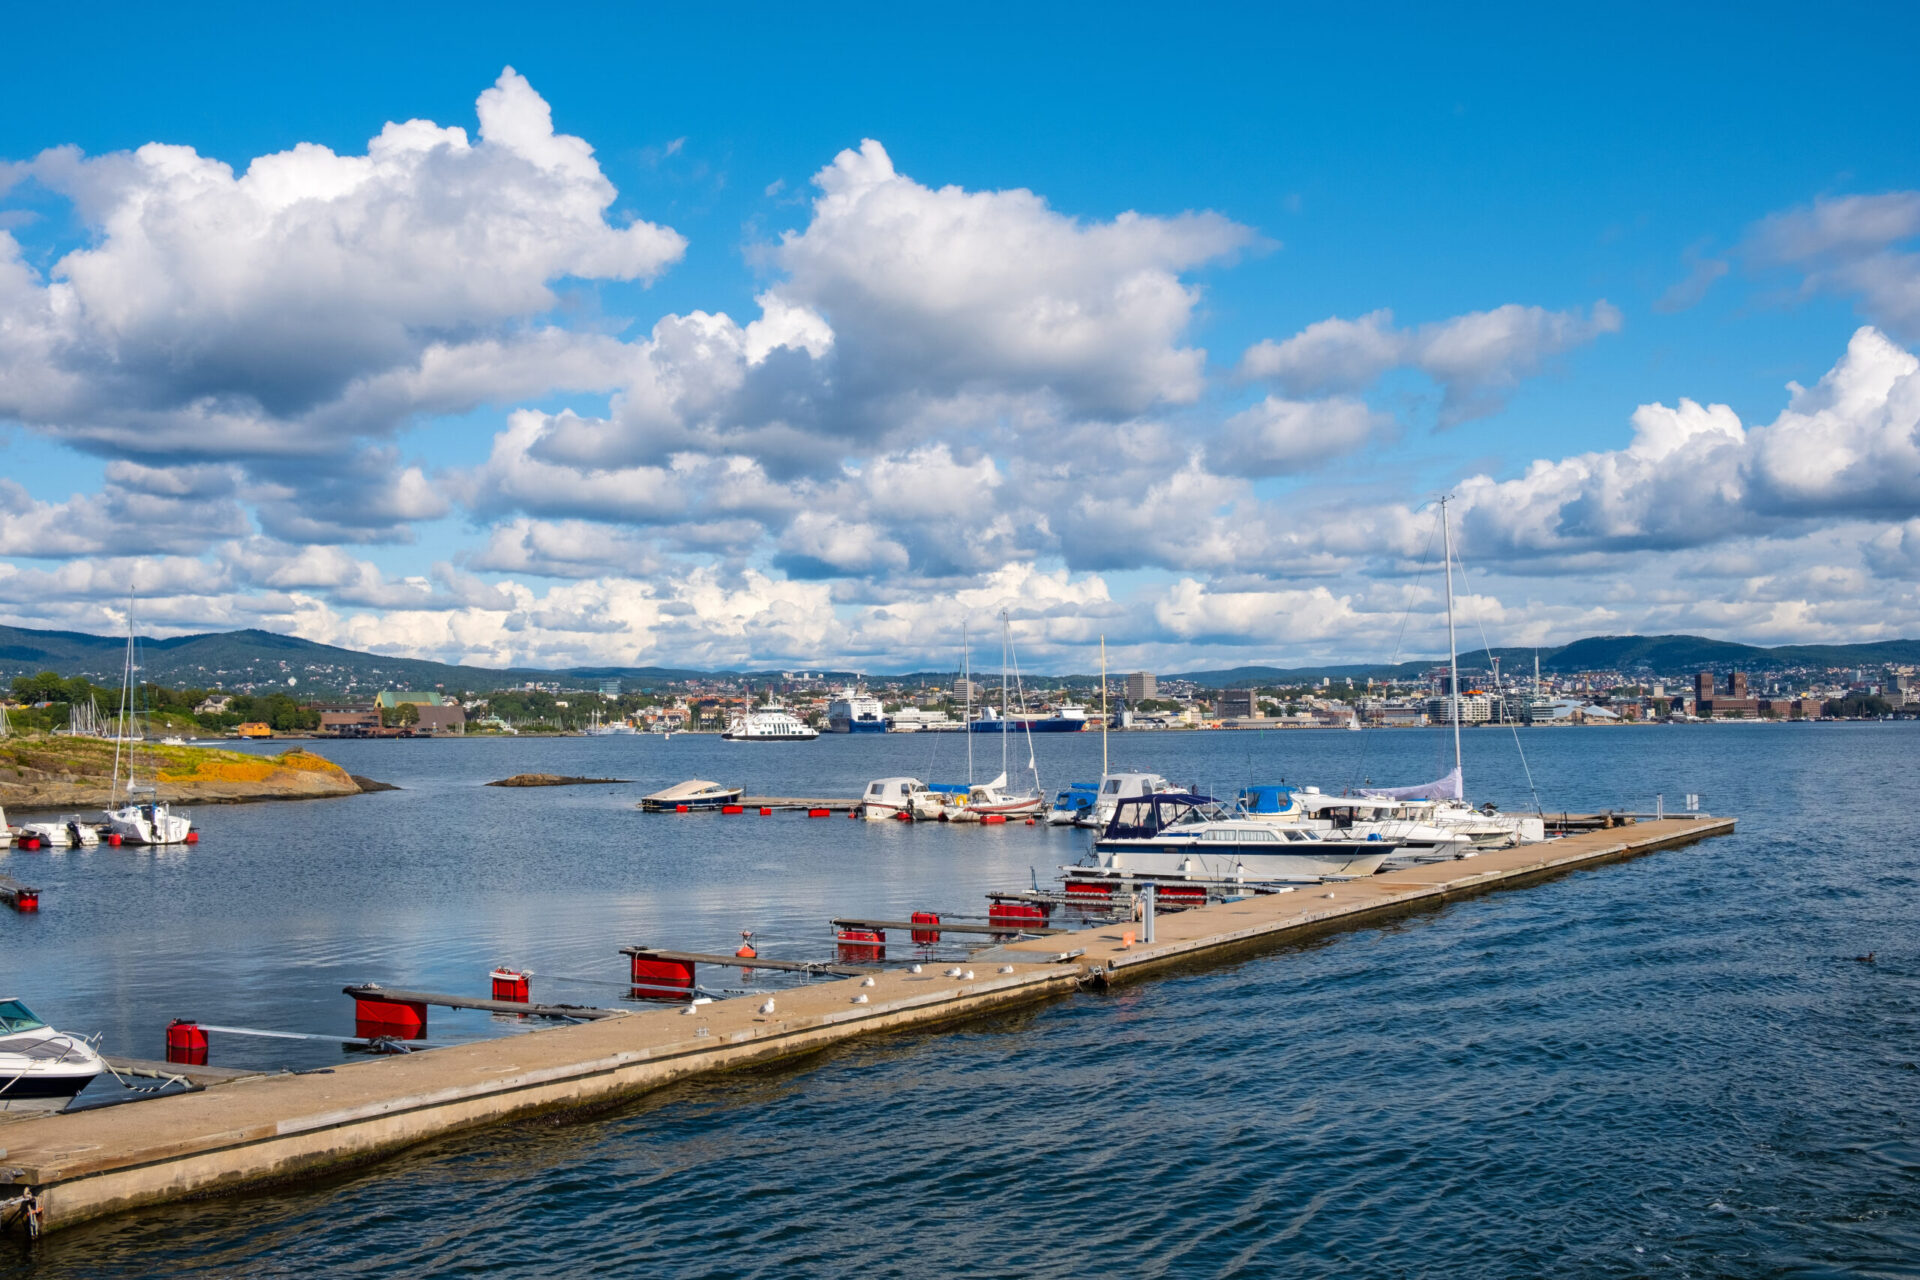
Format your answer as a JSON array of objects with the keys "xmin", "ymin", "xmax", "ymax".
[
  {"xmin": 1357, "ymin": 497, "xmax": 1543, "ymax": 848},
  {"xmin": 948, "ymin": 613, "xmax": 1046, "ymax": 820},
  {"xmin": 103, "ymin": 601, "xmax": 194, "ymax": 846}
]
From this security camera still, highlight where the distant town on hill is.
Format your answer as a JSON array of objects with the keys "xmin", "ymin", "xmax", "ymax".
[{"xmin": 1, "ymin": 623, "xmax": 1916, "ymax": 696}]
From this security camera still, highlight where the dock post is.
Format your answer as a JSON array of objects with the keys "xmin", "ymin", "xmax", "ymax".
[
  {"xmin": 1142, "ymin": 884, "xmax": 1156, "ymax": 943},
  {"xmin": 1656, "ymin": 793, "xmax": 1664, "ymax": 820}
]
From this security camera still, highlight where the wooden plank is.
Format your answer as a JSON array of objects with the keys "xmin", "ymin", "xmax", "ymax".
[
  {"xmin": 829, "ymin": 917, "xmax": 1066, "ymax": 936},
  {"xmin": 341, "ymin": 986, "xmax": 624, "ymax": 1020},
  {"xmin": 102, "ymin": 1057, "xmax": 266, "ymax": 1088},
  {"xmin": 619, "ymin": 946, "xmax": 877, "ymax": 976}
]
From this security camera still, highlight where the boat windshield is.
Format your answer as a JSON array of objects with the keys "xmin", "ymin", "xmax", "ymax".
[{"xmin": 0, "ymin": 1000, "xmax": 48, "ymax": 1034}]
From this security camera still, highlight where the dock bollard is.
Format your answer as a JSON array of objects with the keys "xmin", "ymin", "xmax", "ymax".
[{"xmin": 1142, "ymin": 884, "xmax": 1157, "ymax": 944}]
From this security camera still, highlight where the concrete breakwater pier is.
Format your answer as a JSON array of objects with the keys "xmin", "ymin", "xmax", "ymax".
[{"xmin": 1, "ymin": 814, "xmax": 1732, "ymax": 1240}]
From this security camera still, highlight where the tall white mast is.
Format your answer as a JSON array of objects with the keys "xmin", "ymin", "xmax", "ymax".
[
  {"xmin": 963, "ymin": 620, "xmax": 973, "ymax": 784},
  {"xmin": 999, "ymin": 610, "xmax": 1011, "ymax": 783},
  {"xmin": 1441, "ymin": 495, "xmax": 1462, "ymax": 787},
  {"xmin": 1100, "ymin": 634, "xmax": 1109, "ymax": 777}
]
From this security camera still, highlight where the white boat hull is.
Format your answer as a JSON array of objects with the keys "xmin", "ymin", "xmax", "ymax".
[
  {"xmin": 1092, "ymin": 844, "xmax": 1391, "ymax": 880},
  {"xmin": 105, "ymin": 804, "xmax": 193, "ymax": 845}
]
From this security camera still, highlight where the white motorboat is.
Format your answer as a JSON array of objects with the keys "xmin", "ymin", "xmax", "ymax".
[
  {"xmin": 16, "ymin": 819, "xmax": 101, "ymax": 849},
  {"xmin": 1077, "ymin": 792, "xmax": 1398, "ymax": 881},
  {"xmin": 106, "ymin": 800, "xmax": 193, "ymax": 846},
  {"xmin": 0, "ymin": 998, "xmax": 106, "ymax": 1112},
  {"xmin": 639, "ymin": 779, "xmax": 743, "ymax": 812},
  {"xmin": 722, "ymin": 701, "xmax": 819, "ymax": 742},
  {"xmin": 1237, "ymin": 786, "xmax": 1473, "ymax": 857},
  {"xmin": 861, "ymin": 776, "xmax": 934, "ymax": 820}
]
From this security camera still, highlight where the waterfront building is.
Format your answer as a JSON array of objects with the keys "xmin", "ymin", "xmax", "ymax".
[
  {"xmin": 1426, "ymin": 693, "xmax": 1492, "ymax": 725},
  {"xmin": 1124, "ymin": 672, "xmax": 1157, "ymax": 702},
  {"xmin": 1214, "ymin": 689, "xmax": 1257, "ymax": 718}
]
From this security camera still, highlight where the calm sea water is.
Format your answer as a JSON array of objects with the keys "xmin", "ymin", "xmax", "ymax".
[{"xmin": 2, "ymin": 724, "xmax": 1916, "ymax": 1277}]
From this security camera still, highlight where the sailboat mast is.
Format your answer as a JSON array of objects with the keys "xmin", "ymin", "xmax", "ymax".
[
  {"xmin": 1441, "ymin": 495, "xmax": 1462, "ymax": 784},
  {"xmin": 1100, "ymin": 635, "xmax": 1109, "ymax": 777},
  {"xmin": 964, "ymin": 621, "xmax": 973, "ymax": 784},
  {"xmin": 1000, "ymin": 610, "xmax": 1011, "ymax": 783}
]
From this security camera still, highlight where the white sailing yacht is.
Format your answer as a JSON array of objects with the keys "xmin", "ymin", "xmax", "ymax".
[
  {"xmin": 1357, "ymin": 497, "xmax": 1543, "ymax": 848},
  {"xmin": 103, "ymin": 602, "xmax": 193, "ymax": 846},
  {"xmin": 948, "ymin": 613, "xmax": 1046, "ymax": 819}
]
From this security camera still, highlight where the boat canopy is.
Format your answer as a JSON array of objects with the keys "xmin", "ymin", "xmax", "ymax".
[
  {"xmin": 1102, "ymin": 792, "xmax": 1216, "ymax": 840},
  {"xmin": 926, "ymin": 782, "xmax": 971, "ymax": 795},
  {"xmin": 1357, "ymin": 767, "xmax": 1463, "ymax": 802},
  {"xmin": 1238, "ymin": 785, "xmax": 1299, "ymax": 814}
]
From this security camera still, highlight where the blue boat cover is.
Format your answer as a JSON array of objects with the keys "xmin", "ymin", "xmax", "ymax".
[
  {"xmin": 927, "ymin": 782, "xmax": 972, "ymax": 794},
  {"xmin": 1239, "ymin": 785, "xmax": 1297, "ymax": 814}
]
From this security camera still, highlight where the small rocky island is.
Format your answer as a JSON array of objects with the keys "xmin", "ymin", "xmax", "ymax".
[{"xmin": 486, "ymin": 773, "xmax": 630, "ymax": 788}]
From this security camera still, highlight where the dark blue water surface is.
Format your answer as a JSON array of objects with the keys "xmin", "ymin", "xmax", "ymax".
[{"xmin": 3, "ymin": 724, "xmax": 1917, "ymax": 1277}]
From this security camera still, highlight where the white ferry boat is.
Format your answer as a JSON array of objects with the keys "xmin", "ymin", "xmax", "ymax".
[
  {"xmin": 722, "ymin": 701, "xmax": 819, "ymax": 742},
  {"xmin": 827, "ymin": 687, "xmax": 888, "ymax": 733}
]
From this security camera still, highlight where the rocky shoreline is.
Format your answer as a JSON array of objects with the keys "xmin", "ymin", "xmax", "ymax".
[{"xmin": 0, "ymin": 737, "xmax": 368, "ymax": 810}]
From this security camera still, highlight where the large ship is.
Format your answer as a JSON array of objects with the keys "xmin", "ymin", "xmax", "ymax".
[
  {"xmin": 968, "ymin": 703, "xmax": 1090, "ymax": 733},
  {"xmin": 721, "ymin": 701, "xmax": 819, "ymax": 742},
  {"xmin": 826, "ymin": 687, "xmax": 888, "ymax": 733}
]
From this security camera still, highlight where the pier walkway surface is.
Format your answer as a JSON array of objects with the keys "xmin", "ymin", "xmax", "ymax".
[{"xmin": 0, "ymin": 815, "xmax": 1732, "ymax": 1239}]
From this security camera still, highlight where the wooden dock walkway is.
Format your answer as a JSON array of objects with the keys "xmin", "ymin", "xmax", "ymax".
[{"xmin": 0, "ymin": 815, "xmax": 1732, "ymax": 1240}]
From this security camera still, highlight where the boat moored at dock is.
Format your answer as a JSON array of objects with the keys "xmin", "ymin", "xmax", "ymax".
[
  {"xmin": 0, "ymin": 998, "xmax": 106, "ymax": 1112},
  {"xmin": 861, "ymin": 776, "xmax": 935, "ymax": 820},
  {"xmin": 1081, "ymin": 792, "xmax": 1399, "ymax": 880},
  {"xmin": 639, "ymin": 780, "xmax": 745, "ymax": 812}
]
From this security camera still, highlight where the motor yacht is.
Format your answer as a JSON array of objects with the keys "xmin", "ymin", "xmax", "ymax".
[
  {"xmin": 0, "ymin": 998, "xmax": 106, "ymax": 1111},
  {"xmin": 1077, "ymin": 792, "xmax": 1399, "ymax": 881},
  {"xmin": 1078, "ymin": 772, "xmax": 1181, "ymax": 829}
]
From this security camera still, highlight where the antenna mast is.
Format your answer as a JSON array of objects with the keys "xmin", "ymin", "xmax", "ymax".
[{"xmin": 1100, "ymin": 635, "xmax": 1109, "ymax": 776}]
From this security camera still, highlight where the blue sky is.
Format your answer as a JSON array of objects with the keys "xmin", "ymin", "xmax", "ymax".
[{"xmin": 2, "ymin": 3, "xmax": 1918, "ymax": 670}]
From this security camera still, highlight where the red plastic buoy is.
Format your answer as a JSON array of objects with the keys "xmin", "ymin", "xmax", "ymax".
[
  {"xmin": 807, "ymin": 808, "xmax": 831, "ymax": 818},
  {"xmin": 107, "ymin": 833, "xmax": 123, "ymax": 847},
  {"xmin": 14, "ymin": 890, "xmax": 39, "ymax": 913},
  {"xmin": 721, "ymin": 804, "xmax": 744, "ymax": 815},
  {"xmin": 184, "ymin": 831, "xmax": 199, "ymax": 844},
  {"xmin": 166, "ymin": 1019, "xmax": 209, "ymax": 1066},
  {"xmin": 675, "ymin": 804, "xmax": 690, "ymax": 813},
  {"xmin": 760, "ymin": 807, "xmax": 772, "ymax": 816},
  {"xmin": 1024, "ymin": 818, "xmax": 1036, "ymax": 825},
  {"xmin": 490, "ymin": 967, "xmax": 530, "ymax": 1002},
  {"xmin": 982, "ymin": 814, "xmax": 1008, "ymax": 825},
  {"xmin": 22, "ymin": 837, "xmax": 40, "ymax": 851}
]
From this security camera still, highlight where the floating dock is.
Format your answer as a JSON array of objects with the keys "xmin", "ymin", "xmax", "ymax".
[{"xmin": 0, "ymin": 815, "xmax": 1731, "ymax": 1239}]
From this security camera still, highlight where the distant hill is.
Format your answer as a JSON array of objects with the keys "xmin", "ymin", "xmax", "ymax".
[
  {"xmin": 1169, "ymin": 633, "xmax": 1920, "ymax": 687},
  {"xmin": 1, "ymin": 623, "xmax": 1913, "ymax": 693},
  {"xmin": 0, "ymin": 625, "xmax": 754, "ymax": 694}
]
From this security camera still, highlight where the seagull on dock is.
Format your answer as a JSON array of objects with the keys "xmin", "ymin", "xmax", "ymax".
[{"xmin": 758, "ymin": 998, "xmax": 776, "ymax": 1015}]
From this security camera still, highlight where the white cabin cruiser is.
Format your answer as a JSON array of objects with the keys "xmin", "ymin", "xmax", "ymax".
[
  {"xmin": 722, "ymin": 701, "xmax": 819, "ymax": 742},
  {"xmin": 1077, "ymin": 793, "xmax": 1398, "ymax": 881},
  {"xmin": 639, "ymin": 779, "xmax": 744, "ymax": 811},
  {"xmin": 1236, "ymin": 786, "xmax": 1473, "ymax": 856},
  {"xmin": 0, "ymin": 998, "xmax": 106, "ymax": 1111},
  {"xmin": 861, "ymin": 776, "xmax": 936, "ymax": 820}
]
